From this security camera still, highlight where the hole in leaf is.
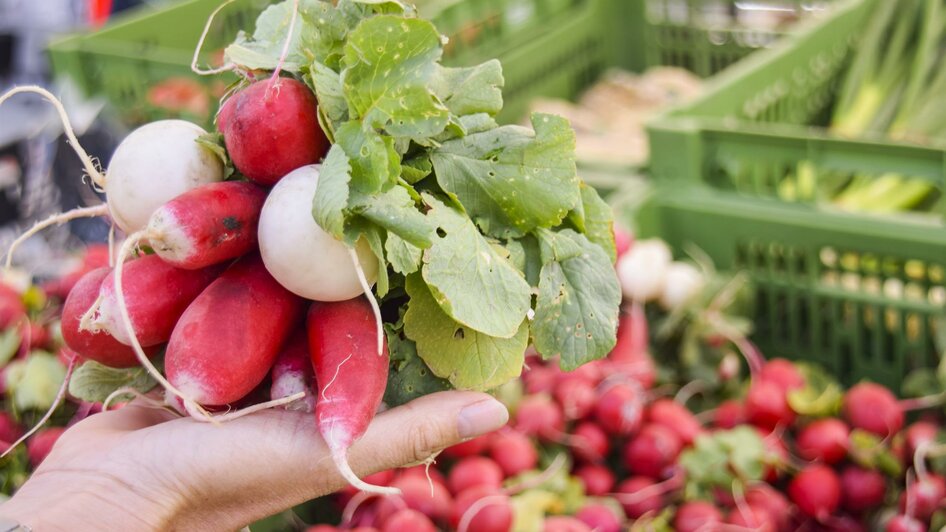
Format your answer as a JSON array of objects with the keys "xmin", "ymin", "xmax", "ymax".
[
  {"xmin": 407, "ymin": 385, "xmax": 414, "ymax": 392},
  {"xmin": 437, "ymin": 228, "xmax": 447, "ymax": 238},
  {"xmin": 454, "ymin": 328, "xmax": 465, "ymax": 340},
  {"xmin": 419, "ymin": 369, "xmax": 427, "ymax": 376}
]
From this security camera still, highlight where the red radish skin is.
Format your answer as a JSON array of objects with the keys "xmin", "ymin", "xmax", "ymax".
[
  {"xmin": 647, "ymin": 399, "xmax": 704, "ymax": 445},
  {"xmin": 746, "ymin": 380, "xmax": 796, "ymax": 429},
  {"xmin": 608, "ymin": 308, "xmax": 655, "ymax": 388},
  {"xmin": 0, "ymin": 282, "xmax": 25, "ymax": 330},
  {"xmin": 575, "ymin": 464, "xmax": 615, "ymax": 496},
  {"xmin": 451, "ymin": 486, "xmax": 513, "ymax": 532},
  {"xmin": 523, "ymin": 366, "xmax": 559, "ymax": 395},
  {"xmin": 623, "ymin": 424, "xmax": 683, "ymax": 479},
  {"xmin": 904, "ymin": 421, "xmax": 939, "ymax": 461},
  {"xmin": 399, "ymin": 464, "xmax": 447, "ymax": 485},
  {"xmin": 167, "ymin": 254, "xmax": 303, "ymax": 405},
  {"xmin": 27, "ymin": 427, "xmax": 65, "ymax": 467},
  {"xmin": 595, "ymin": 384, "xmax": 643, "ymax": 436},
  {"xmin": 448, "ymin": 457, "xmax": 504, "ymax": 495},
  {"xmin": 899, "ymin": 474, "xmax": 946, "ymax": 520},
  {"xmin": 0, "ymin": 412, "xmax": 23, "ymax": 445},
  {"xmin": 218, "ymin": 78, "xmax": 327, "ymax": 186},
  {"xmin": 143, "ymin": 181, "xmax": 267, "ymax": 269},
  {"xmin": 61, "ymin": 268, "xmax": 155, "ymax": 368},
  {"xmin": 543, "ymin": 516, "xmax": 591, "ymax": 532},
  {"xmin": 444, "ymin": 435, "xmax": 491, "ymax": 459},
  {"xmin": 514, "ymin": 394, "xmax": 564, "ymax": 440},
  {"xmin": 759, "ymin": 358, "xmax": 806, "ymax": 392},
  {"xmin": 575, "ymin": 504, "xmax": 621, "ymax": 532},
  {"xmin": 759, "ymin": 428, "xmax": 789, "ymax": 482},
  {"xmin": 382, "ymin": 509, "xmax": 437, "ymax": 532},
  {"xmin": 270, "ymin": 329, "xmax": 316, "ymax": 412},
  {"xmin": 308, "ymin": 297, "xmax": 393, "ymax": 494},
  {"xmin": 840, "ymin": 466, "xmax": 886, "ymax": 513},
  {"xmin": 843, "ymin": 382, "xmax": 904, "ymax": 437},
  {"xmin": 674, "ymin": 501, "xmax": 723, "ymax": 532},
  {"xmin": 788, "ymin": 464, "xmax": 841, "ymax": 519},
  {"xmin": 571, "ymin": 421, "xmax": 610, "ymax": 463},
  {"xmin": 554, "ymin": 378, "xmax": 595, "ymax": 419},
  {"xmin": 746, "ymin": 484, "xmax": 791, "ymax": 532},
  {"xmin": 375, "ymin": 475, "xmax": 452, "ymax": 524},
  {"xmin": 727, "ymin": 505, "xmax": 775, "ymax": 532},
  {"xmin": 96, "ymin": 255, "xmax": 221, "ymax": 346},
  {"xmin": 616, "ymin": 477, "xmax": 663, "ymax": 519},
  {"xmin": 715, "ymin": 400, "xmax": 746, "ymax": 429},
  {"xmin": 614, "ymin": 227, "xmax": 633, "ymax": 259},
  {"xmin": 886, "ymin": 515, "xmax": 926, "ymax": 532},
  {"xmin": 489, "ymin": 431, "xmax": 538, "ymax": 477},
  {"xmin": 796, "ymin": 418, "xmax": 849, "ymax": 464}
]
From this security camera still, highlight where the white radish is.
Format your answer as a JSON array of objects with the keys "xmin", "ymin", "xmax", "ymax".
[
  {"xmin": 258, "ymin": 164, "xmax": 378, "ymax": 302},
  {"xmin": 105, "ymin": 120, "xmax": 224, "ymax": 233},
  {"xmin": 658, "ymin": 262, "xmax": 705, "ymax": 311},
  {"xmin": 616, "ymin": 239, "xmax": 672, "ymax": 302}
]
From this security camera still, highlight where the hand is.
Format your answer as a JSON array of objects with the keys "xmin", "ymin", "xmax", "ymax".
[{"xmin": 0, "ymin": 391, "xmax": 508, "ymax": 531}]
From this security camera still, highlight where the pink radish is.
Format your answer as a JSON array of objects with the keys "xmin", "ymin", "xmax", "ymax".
[
  {"xmin": 595, "ymin": 384, "xmax": 643, "ymax": 436},
  {"xmin": 523, "ymin": 365, "xmax": 559, "ymax": 395},
  {"xmin": 839, "ymin": 466, "xmax": 886, "ymax": 513},
  {"xmin": 270, "ymin": 329, "xmax": 316, "ymax": 412},
  {"xmin": 444, "ymin": 435, "xmax": 490, "ymax": 459},
  {"xmin": 886, "ymin": 515, "xmax": 926, "ymax": 532},
  {"xmin": 554, "ymin": 377, "xmax": 595, "ymax": 419},
  {"xmin": 451, "ymin": 486, "xmax": 513, "ymax": 532},
  {"xmin": 796, "ymin": 418, "xmax": 849, "ymax": 464},
  {"xmin": 904, "ymin": 421, "xmax": 939, "ymax": 460},
  {"xmin": 759, "ymin": 358, "xmax": 805, "ymax": 392},
  {"xmin": 91, "ymin": 255, "xmax": 221, "ymax": 347},
  {"xmin": 623, "ymin": 424, "xmax": 683, "ymax": 479},
  {"xmin": 575, "ymin": 503, "xmax": 622, "ymax": 532},
  {"xmin": 843, "ymin": 382, "xmax": 903, "ymax": 437},
  {"xmin": 0, "ymin": 412, "xmax": 23, "ymax": 445},
  {"xmin": 0, "ymin": 282, "xmax": 25, "ymax": 330},
  {"xmin": 218, "ymin": 78, "xmax": 328, "ymax": 186},
  {"xmin": 647, "ymin": 399, "xmax": 703, "ymax": 445},
  {"xmin": 514, "ymin": 394, "xmax": 564, "ymax": 440},
  {"xmin": 899, "ymin": 474, "xmax": 946, "ymax": 521},
  {"xmin": 745, "ymin": 484, "xmax": 791, "ymax": 531},
  {"xmin": 714, "ymin": 400, "xmax": 746, "ymax": 429},
  {"xmin": 166, "ymin": 253, "xmax": 303, "ymax": 406},
  {"xmin": 674, "ymin": 501, "xmax": 722, "ymax": 532},
  {"xmin": 134, "ymin": 181, "xmax": 267, "ymax": 269},
  {"xmin": 489, "ymin": 431, "xmax": 537, "ymax": 476},
  {"xmin": 570, "ymin": 421, "xmax": 610, "ymax": 463},
  {"xmin": 27, "ymin": 427, "xmax": 65, "ymax": 467},
  {"xmin": 448, "ymin": 456, "xmax": 504, "ymax": 495},
  {"xmin": 61, "ymin": 267, "xmax": 155, "ymax": 368},
  {"xmin": 746, "ymin": 380, "xmax": 796, "ymax": 429},
  {"xmin": 574, "ymin": 464, "xmax": 615, "ymax": 496},
  {"xmin": 308, "ymin": 297, "xmax": 393, "ymax": 494},
  {"xmin": 616, "ymin": 476, "xmax": 663, "ymax": 518},
  {"xmin": 375, "ymin": 474, "xmax": 452, "ymax": 524},
  {"xmin": 727, "ymin": 504, "xmax": 775, "ymax": 531},
  {"xmin": 788, "ymin": 464, "xmax": 841, "ymax": 519},
  {"xmin": 543, "ymin": 516, "xmax": 591, "ymax": 532},
  {"xmin": 382, "ymin": 509, "xmax": 436, "ymax": 532}
]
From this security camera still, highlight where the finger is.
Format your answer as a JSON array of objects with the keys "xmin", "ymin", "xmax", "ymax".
[
  {"xmin": 171, "ymin": 391, "xmax": 507, "ymax": 530},
  {"xmin": 73, "ymin": 400, "xmax": 179, "ymax": 433}
]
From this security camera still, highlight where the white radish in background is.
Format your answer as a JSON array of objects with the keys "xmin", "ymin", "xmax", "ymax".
[
  {"xmin": 659, "ymin": 262, "xmax": 705, "ymax": 311},
  {"xmin": 616, "ymin": 239, "xmax": 672, "ymax": 302}
]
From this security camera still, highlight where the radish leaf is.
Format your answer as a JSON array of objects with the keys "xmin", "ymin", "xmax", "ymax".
[
  {"xmin": 68, "ymin": 359, "xmax": 159, "ymax": 403},
  {"xmin": 432, "ymin": 60, "xmax": 504, "ymax": 117},
  {"xmin": 386, "ymin": 233, "xmax": 422, "ymax": 275},
  {"xmin": 312, "ymin": 144, "xmax": 351, "ymax": 240},
  {"xmin": 224, "ymin": 1, "xmax": 310, "ymax": 72}
]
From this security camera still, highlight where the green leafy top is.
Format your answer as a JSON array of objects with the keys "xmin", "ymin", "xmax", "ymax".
[{"xmin": 223, "ymin": 0, "xmax": 621, "ymax": 394}]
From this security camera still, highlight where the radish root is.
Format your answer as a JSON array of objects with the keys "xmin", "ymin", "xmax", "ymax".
[
  {"xmin": 192, "ymin": 0, "xmax": 237, "ymax": 75},
  {"xmin": 457, "ymin": 495, "xmax": 510, "ymax": 532},
  {"xmin": 4, "ymin": 204, "xmax": 109, "ymax": 270},
  {"xmin": 0, "ymin": 86, "xmax": 106, "ymax": 187},
  {"xmin": 108, "ymin": 223, "xmax": 116, "ymax": 267},
  {"xmin": 78, "ymin": 294, "xmax": 104, "ymax": 333},
  {"xmin": 183, "ymin": 391, "xmax": 306, "ymax": 423},
  {"xmin": 0, "ymin": 355, "xmax": 78, "ymax": 459},
  {"xmin": 330, "ymin": 445, "xmax": 400, "ymax": 495},
  {"xmin": 349, "ymin": 248, "xmax": 383, "ymax": 356},
  {"xmin": 113, "ymin": 231, "xmax": 214, "ymax": 422}
]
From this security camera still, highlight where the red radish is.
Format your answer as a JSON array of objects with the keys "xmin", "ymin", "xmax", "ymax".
[
  {"xmin": 554, "ymin": 378, "xmax": 595, "ymax": 419},
  {"xmin": 616, "ymin": 476, "xmax": 663, "ymax": 519},
  {"xmin": 93, "ymin": 255, "xmax": 221, "ymax": 346},
  {"xmin": 375, "ymin": 475, "xmax": 452, "ymax": 523},
  {"xmin": 796, "ymin": 418, "xmax": 849, "ymax": 464},
  {"xmin": 489, "ymin": 431, "xmax": 537, "ymax": 476},
  {"xmin": 42, "ymin": 244, "xmax": 110, "ymax": 299},
  {"xmin": 608, "ymin": 307, "xmax": 655, "ymax": 388},
  {"xmin": 759, "ymin": 428, "xmax": 789, "ymax": 482},
  {"xmin": 448, "ymin": 456, "xmax": 504, "ymax": 495},
  {"xmin": 614, "ymin": 226, "xmax": 633, "ymax": 259},
  {"xmin": 0, "ymin": 412, "xmax": 23, "ymax": 445},
  {"xmin": 718, "ymin": 352, "xmax": 740, "ymax": 381},
  {"xmin": 595, "ymin": 384, "xmax": 643, "ymax": 436},
  {"xmin": 745, "ymin": 484, "xmax": 791, "ymax": 531},
  {"xmin": 843, "ymin": 382, "xmax": 903, "ymax": 437},
  {"xmin": 839, "ymin": 466, "xmax": 886, "ymax": 513},
  {"xmin": 382, "ymin": 509, "xmax": 436, "ymax": 532},
  {"xmin": 218, "ymin": 78, "xmax": 327, "ymax": 186},
  {"xmin": 647, "ymin": 399, "xmax": 703, "ymax": 445},
  {"xmin": 270, "ymin": 329, "xmax": 316, "ymax": 412},
  {"xmin": 61, "ymin": 268, "xmax": 155, "ymax": 368},
  {"xmin": 543, "ymin": 516, "xmax": 591, "ymax": 532},
  {"xmin": 570, "ymin": 421, "xmax": 609, "ymax": 463},
  {"xmin": 308, "ymin": 297, "xmax": 392, "ymax": 494},
  {"xmin": 444, "ymin": 435, "xmax": 491, "ymax": 459},
  {"xmin": 674, "ymin": 501, "xmax": 722, "ymax": 532},
  {"xmin": 827, "ymin": 515, "xmax": 867, "ymax": 532},
  {"xmin": 305, "ymin": 527, "xmax": 337, "ymax": 532},
  {"xmin": 886, "ymin": 515, "xmax": 926, "ymax": 532},
  {"xmin": 0, "ymin": 282, "xmax": 25, "ymax": 330},
  {"xmin": 746, "ymin": 380, "xmax": 796, "ymax": 429},
  {"xmin": 899, "ymin": 474, "xmax": 946, "ymax": 520},
  {"xmin": 788, "ymin": 464, "xmax": 841, "ymax": 519},
  {"xmin": 166, "ymin": 254, "xmax": 303, "ymax": 406},
  {"xmin": 515, "ymin": 394, "xmax": 564, "ymax": 440},
  {"xmin": 523, "ymin": 366, "xmax": 558, "ymax": 395},
  {"xmin": 714, "ymin": 400, "xmax": 746, "ymax": 429},
  {"xmin": 759, "ymin": 358, "xmax": 805, "ymax": 392},
  {"xmin": 137, "ymin": 181, "xmax": 267, "ymax": 269},
  {"xmin": 575, "ymin": 464, "xmax": 615, "ymax": 496},
  {"xmin": 575, "ymin": 504, "xmax": 621, "ymax": 532},
  {"xmin": 623, "ymin": 424, "xmax": 682, "ymax": 479},
  {"xmin": 27, "ymin": 427, "xmax": 65, "ymax": 467},
  {"xmin": 400, "ymin": 465, "xmax": 447, "ymax": 485},
  {"xmin": 451, "ymin": 486, "xmax": 513, "ymax": 532},
  {"xmin": 727, "ymin": 504, "xmax": 775, "ymax": 532},
  {"xmin": 904, "ymin": 421, "xmax": 939, "ymax": 460}
]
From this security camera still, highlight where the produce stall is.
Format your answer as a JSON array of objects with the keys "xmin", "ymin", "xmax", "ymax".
[{"xmin": 0, "ymin": 0, "xmax": 943, "ymax": 531}]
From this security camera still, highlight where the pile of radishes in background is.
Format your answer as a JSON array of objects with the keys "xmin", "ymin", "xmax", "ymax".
[
  {"xmin": 290, "ymin": 234, "xmax": 946, "ymax": 531},
  {"xmin": 0, "ymin": 0, "xmax": 622, "ymax": 496}
]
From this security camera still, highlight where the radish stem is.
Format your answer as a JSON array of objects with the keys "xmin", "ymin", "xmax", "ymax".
[
  {"xmin": 349, "ymin": 247, "xmax": 383, "ymax": 356},
  {"xmin": 191, "ymin": 0, "xmax": 237, "ymax": 75}
]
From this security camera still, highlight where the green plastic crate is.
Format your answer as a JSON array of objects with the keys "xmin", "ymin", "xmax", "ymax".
[{"xmin": 643, "ymin": 0, "xmax": 946, "ymax": 392}]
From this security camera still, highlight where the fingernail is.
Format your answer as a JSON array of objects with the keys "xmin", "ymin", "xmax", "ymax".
[{"xmin": 457, "ymin": 398, "xmax": 509, "ymax": 439}]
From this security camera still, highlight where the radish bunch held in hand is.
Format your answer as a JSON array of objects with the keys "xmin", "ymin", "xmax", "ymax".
[{"xmin": 0, "ymin": 0, "xmax": 621, "ymax": 496}]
